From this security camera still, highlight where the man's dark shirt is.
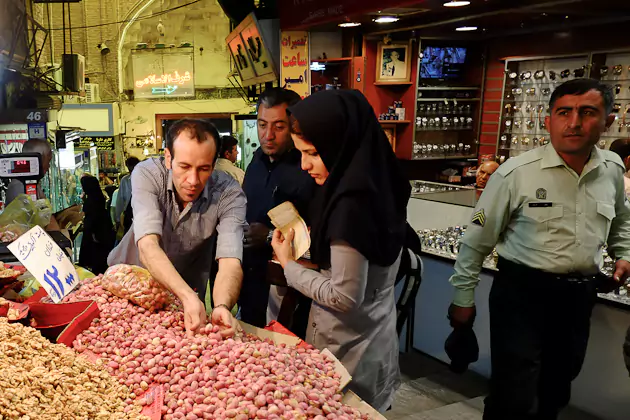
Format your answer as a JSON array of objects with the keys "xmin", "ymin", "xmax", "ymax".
[{"xmin": 243, "ymin": 147, "xmax": 314, "ymax": 247}]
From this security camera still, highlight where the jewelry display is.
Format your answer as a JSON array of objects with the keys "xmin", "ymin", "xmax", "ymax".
[{"xmin": 416, "ymin": 223, "xmax": 629, "ymax": 305}]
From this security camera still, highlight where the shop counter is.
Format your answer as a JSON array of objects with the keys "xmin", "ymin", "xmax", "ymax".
[{"xmin": 406, "ymin": 182, "xmax": 630, "ymax": 420}]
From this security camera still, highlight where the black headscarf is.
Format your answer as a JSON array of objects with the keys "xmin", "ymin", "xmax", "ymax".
[
  {"xmin": 81, "ymin": 175, "xmax": 106, "ymax": 208},
  {"xmin": 288, "ymin": 90, "xmax": 411, "ymax": 269}
]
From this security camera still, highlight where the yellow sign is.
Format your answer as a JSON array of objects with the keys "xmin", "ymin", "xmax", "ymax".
[{"xmin": 280, "ymin": 31, "xmax": 310, "ymax": 99}]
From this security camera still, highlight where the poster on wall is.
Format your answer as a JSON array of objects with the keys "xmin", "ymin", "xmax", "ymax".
[
  {"xmin": 132, "ymin": 52, "xmax": 195, "ymax": 99},
  {"xmin": 280, "ymin": 31, "xmax": 310, "ymax": 99}
]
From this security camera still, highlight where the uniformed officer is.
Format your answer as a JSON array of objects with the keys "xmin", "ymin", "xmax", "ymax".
[{"xmin": 448, "ymin": 78, "xmax": 630, "ymax": 420}]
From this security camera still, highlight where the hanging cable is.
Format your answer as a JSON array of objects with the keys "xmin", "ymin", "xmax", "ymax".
[{"xmin": 48, "ymin": 0, "xmax": 202, "ymax": 31}]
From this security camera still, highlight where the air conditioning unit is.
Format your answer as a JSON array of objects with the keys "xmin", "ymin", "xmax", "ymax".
[
  {"xmin": 62, "ymin": 53, "xmax": 85, "ymax": 92},
  {"xmin": 85, "ymin": 83, "xmax": 101, "ymax": 103}
]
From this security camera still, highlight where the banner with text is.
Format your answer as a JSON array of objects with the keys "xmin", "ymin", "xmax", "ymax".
[
  {"xmin": 280, "ymin": 31, "xmax": 310, "ymax": 99},
  {"xmin": 132, "ymin": 52, "xmax": 195, "ymax": 99}
]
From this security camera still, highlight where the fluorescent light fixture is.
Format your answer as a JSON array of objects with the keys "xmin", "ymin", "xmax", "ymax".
[
  {"xmin": 456, "ymin": 26, "xmax": 478, "ymax": 31},
  {"xmin": 338, "ymin": 22, "xmax": 361, "ymax": 28},
  {"xmin": 444, "ymin": 1, "xmax": 471, "ymax": 6},
  {"xmin": 373, "ymin": 16, "xmax": 399, "ymax": 23}
]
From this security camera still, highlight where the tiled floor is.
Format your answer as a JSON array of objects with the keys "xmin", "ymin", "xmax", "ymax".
[{"xmin": 386, "ymin": 352, "xmax": 602, "ymax": 420}]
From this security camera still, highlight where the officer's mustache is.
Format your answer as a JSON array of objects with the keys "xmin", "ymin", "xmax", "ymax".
[{"xmin": 563, "ymin": 131, "xmax": 584, "ymax": 137}]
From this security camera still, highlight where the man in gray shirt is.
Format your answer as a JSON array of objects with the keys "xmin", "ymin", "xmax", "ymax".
[{"xmin": 108, "ymin": 119, "xmax": 246, "ymax": 337}]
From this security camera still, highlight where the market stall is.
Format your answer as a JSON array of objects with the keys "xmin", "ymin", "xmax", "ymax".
[
  {"xmin": 0, "ymin": 254, "xmax": 386, "ymax": 419},
  {"xmin": 407, "ymin": 181, "xmax": 630, "ymax": 420}
]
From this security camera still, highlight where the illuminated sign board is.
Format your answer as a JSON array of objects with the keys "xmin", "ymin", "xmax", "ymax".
[{"xmin": 132, "ymin": 52, "xmax": 195, "ymax": 99}]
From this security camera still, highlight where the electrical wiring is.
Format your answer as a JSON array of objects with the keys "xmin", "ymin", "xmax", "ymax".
[{"xmin": 47, "ymin": 0, "xmax": 201, "ymax": 31}]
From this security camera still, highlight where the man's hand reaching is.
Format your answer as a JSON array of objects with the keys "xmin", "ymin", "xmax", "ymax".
[
  {"xmin": 211, "ymin": 305, "xmax": 241, "ymax": 338},
  {"xmin": 182, "ymin": 293, "xmax": 207, "ymax": 337}
]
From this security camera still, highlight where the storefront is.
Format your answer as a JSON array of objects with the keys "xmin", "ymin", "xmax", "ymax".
[{"xmin": 271, "ymin": 1, "xmax": 630, "ymax": 419}]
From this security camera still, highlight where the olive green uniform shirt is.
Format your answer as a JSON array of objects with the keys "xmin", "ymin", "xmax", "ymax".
[{"xmin": 450, "ymin": 144, "xmax": 630, "ymax": 307}]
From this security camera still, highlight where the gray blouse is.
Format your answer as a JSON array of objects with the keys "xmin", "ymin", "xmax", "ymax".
[{"xmin": 284, "ymin": 241, "xmax": 401, "ymax": 412}]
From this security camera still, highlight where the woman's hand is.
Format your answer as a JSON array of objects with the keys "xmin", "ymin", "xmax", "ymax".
[{"xmin": 271, "ymin": 229, "xmax": 294, "ymax": 268}]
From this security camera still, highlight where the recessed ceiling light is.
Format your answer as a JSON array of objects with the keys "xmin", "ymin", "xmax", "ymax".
[
  {"xmin": 444, "ymin": 1, "xmax": 471, "ymax": 7},
  {"xmin": 456, "ymin": 26, "xmax": 478, "ymax": 31},
  {"xmin": 374, "ymin": 16, "xmax": 399, "ymax": 23},
  {"xmin": 338, "ymin": 22, "xmax": 361, "ymax": 28}
]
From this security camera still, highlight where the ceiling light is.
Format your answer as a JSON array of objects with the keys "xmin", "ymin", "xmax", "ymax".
[
  {"xmin": 444, "ymin": 1, "xmax": 471, "ymax": 7},
  {"xmin": 374, "ymin": 16, "xmax": 399, "ymax": 23},
  {"xmin": 456, "ymin": 26, "xmax": 478, "ymax": 31},
  {"xmin": 338, "ymin": 22, "xmax": 361, "ymax": 28}
]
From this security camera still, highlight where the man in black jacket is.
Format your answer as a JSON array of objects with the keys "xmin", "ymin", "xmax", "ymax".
[{"xmin": 240, "ymin": 88, "xmax": 315, "ymax": 329}]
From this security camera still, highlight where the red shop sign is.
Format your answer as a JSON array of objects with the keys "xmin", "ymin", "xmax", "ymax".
[{"xmin": 278, "ymin": 0, "xmax": 424, "ymax": 29}]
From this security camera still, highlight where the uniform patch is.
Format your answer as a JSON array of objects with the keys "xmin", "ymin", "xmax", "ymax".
[
  {"xmin": 536, "ymin": 188, "xmax": 547, "ymax": 200},
  {"xmin": 471, "ymin": 209, "xmax": 486, "ymax": 227}
]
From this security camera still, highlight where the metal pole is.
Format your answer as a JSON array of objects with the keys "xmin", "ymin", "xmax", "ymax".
[{"xmin": 47, "ymin": 3, "xmax": 55, "ymax": 63}]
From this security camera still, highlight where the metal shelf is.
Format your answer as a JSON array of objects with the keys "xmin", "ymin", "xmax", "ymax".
[
  {"xmin": 412, "ymin": 155, "xmax": 478, "ymax": 161},
  {"xmin": 416, "ymin": 128, "xmax": 475, "ymax": 132}
]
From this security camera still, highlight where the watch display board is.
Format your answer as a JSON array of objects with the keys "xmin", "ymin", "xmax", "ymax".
[{"xmin": 498, "ymin": 55, "xmax": 589, "ymax": 160}]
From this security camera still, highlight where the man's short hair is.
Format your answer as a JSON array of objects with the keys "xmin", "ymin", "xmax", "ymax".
[
  {"xmin": 257, "ymin": 88, "xmax": 301, "ymax": 111},
  {"xmin": 22, "ymin": 139, "xmax": 52, "ymax": 156},
  {"xmin": 220, "ymin": 136, "xmax": 238, "ymax": 158},
  {"xmin": 125, "ymin": 156, "xmax": 140, "ymax": 171},
  {"xmin": 166, "ymin": 119, "xmax": 221, "ymax": 163},
  {"xmin": 549, "ymin": 79, "xmax": 614, "ymax": 115}
]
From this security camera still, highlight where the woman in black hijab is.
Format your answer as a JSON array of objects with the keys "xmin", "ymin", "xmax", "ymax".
[
  {"xmin": 271, "ymin": 89, "xmax": 411, "ymax": 411},
  {"xmin": 79, "ymin": 175, "xmax": 115, "ymax": 274}
]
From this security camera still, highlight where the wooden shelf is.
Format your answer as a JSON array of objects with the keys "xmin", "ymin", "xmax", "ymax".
[
  {"xmin": 418, "ymin": 86, "xmax": 481, "ymax": 91},
  {"xmin": 379, "ymin": 120, "xmax": 411, "ymax": 124},
  {"xmin": 374, "ymin": 81, "xmax": 414, "ymax": 86},
  {"xmin": 310, "ymin": 58, "xmax": 352, "ymax": 63}
]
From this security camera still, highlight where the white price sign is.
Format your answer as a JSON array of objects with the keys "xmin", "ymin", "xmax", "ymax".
[{"xmin": 8, "ymin": 226, "xmax": 79, "ymax": 303}]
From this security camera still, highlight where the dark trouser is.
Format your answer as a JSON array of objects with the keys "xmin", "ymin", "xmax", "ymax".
[
  {"xmin": 239, "ymin": 261, "xmax": 270, "ymax": 328},
  {"xmin": 483, "ymin": 258, "xmax": 596, "ymax": 420}
]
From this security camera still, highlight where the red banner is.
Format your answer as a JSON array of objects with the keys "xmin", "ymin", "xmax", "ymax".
[{"xmin": 278, "ymin": 0, "xmax": 424, "ymax": 29}]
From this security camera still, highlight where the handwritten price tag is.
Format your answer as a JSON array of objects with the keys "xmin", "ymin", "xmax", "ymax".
[
  {"xmin": 7, "ymin": 226, "xmax": 79, "ymax": 303},
  {"xmin": 140, "ymin": 384, "xmax": 165, "ymax": 420}
]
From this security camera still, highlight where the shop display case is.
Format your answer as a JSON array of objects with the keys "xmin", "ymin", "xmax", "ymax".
[
  {"xmin": 412, "ymin": 41, "xmax": 485, "ymax": 162},
  {"xmin": 497, "ymin": 55, "xmax": 590, "ymax": 159},
  {"xmin": 409, "ymin": 180, "xmax": 630, "ymax": 307},
  {"xmin": 413, "ymin": 88, "xmax": 480, "ymax": 160}
]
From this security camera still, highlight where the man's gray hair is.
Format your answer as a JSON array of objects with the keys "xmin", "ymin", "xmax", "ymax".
[{"xmin": 22, "ymin": 139, "xmax": 52, "ymax": 156}]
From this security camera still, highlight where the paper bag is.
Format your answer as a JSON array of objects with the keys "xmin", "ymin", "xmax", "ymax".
[{"xmin": 267, "ymin": 201, "xmax": 310, "ymax": 260}]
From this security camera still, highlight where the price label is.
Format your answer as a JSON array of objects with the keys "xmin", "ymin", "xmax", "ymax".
[
  {"xmin": 140, "ymin": 384, "xmax": 165, "ymax": 420},
  {"xmin": 7, "ymin": 226, "xmax": 79, "ymax": 303}
]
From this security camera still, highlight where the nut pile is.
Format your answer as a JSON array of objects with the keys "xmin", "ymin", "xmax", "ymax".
[
  {"xmin": 0, "ymin": 318, "xmax": 147, "ymax": 420},
  {"xmin": 65, "ymin": 277, "xmax": 370, "ymax": 420}
]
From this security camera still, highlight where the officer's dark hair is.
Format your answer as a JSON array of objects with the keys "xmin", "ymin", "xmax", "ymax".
[
  {"xmin": 549, "ymin": 78, "xmax": 614, "ymax": 115},
  {"xmin": 257, "ymin": 87, "xmax": 301, "ymax": 111},
  {"xmin": 220, "ymin": 135, "xmax": 238, "ymax": 158},
  {"xmin": 166, "ymin": 119, "xmax": 221, "ymax": 163},
  {"xmin": 125, "ymin": 156, "xmax": 140, "ymax": 171}
]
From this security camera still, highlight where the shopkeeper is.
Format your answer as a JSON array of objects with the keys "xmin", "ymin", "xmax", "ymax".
[
  {"xmin": 449, "ymin": 79, "xmax": 630, "ymax": 420},
  {"xmin": 5, "ymin": 138, "xmax": 61, "ymax": 230},
  {"xmin": 108, "ymin": 119, "xmax": 247, "ymax": 337}
]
